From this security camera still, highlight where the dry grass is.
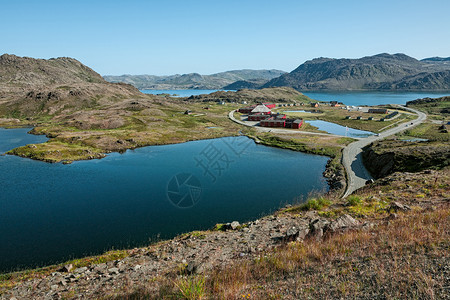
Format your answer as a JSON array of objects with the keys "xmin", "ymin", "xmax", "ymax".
[{"xmin": 115, "ymin": 204, "xmax": 449, "ymax": 299}]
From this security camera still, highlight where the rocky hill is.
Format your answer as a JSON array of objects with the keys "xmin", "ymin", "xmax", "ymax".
[
  {"xmin": 262, "ymin": 53, "xmax": 450, "ymax": 91},
  {"xmin": 0, "ymin": 54, "xmax": 143, "ymax": 116},
  {"xmin": 184, "ymin": 87, "xmax": 313, "ymax": 103},
  {"xmin": 103, "ymin": 69, "xmax": 286, "ymax": 90},
  {"xmin": 222, "ymin": 78, "xmax": 269, "ymax": 90},
  {"xmin": 421, "ymin": 56, "xmax": 450, "ymax": 65},
  {"xmin": 362, "ymin": 139, "xmax": 449, "ymax": 178}
]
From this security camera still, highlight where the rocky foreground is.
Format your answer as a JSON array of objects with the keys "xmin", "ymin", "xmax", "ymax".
[{"xmin": 1, "ymin": 168, "xmax": 448, "ymax": 299}]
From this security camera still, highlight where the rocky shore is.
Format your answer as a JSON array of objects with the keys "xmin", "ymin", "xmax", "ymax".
[{"xmin": 1, "ymin": 211, "xmax": 365, "ymax": 299}]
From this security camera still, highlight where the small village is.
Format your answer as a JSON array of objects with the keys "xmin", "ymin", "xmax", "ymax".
[{"xmin": 237, "ymin": 103, "xmax": 304, "ymax": 129}]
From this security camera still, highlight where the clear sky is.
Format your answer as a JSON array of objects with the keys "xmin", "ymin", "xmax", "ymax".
[{"xmin": 1, "ymin": 0, "xmax": 449, "ymax": 75}]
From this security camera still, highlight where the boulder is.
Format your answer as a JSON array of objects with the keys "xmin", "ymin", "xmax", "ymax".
[
  {"xmin": 308, "ymin": 219, "xmax": 330, "ymax": 240},
  {"xmin": 389, "ymin": 201, "xmax": 411, "ymax": 212},
  {"xmin": 59, "ymin": 264, "xmax": 73, "ymax": 273},
  {"xmin": 282, "ymin": 226, "xmax": 299, "ymax": 242},
  {"xmin": 326, "ymin": 214, "xmax": 360, "ymax": 233},
  {"xmin": 185, "ymin": 261, "xmax": 198, "ymax": 275},
  {"xmin": 230, "ymin": 221, "xmax": 240, "ymax": 230}
]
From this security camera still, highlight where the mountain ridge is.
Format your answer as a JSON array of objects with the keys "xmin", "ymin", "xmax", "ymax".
[
  {"xmin": 103, "ymin": 69, "xmax": 286, "ymax": 90},
  {"xmin": 262, "ymin": 53, "xmax": 450, "ymax": 91}
]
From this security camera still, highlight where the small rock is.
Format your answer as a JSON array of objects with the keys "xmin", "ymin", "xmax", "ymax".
[
  {"xmin": 74, "ymin": 267, "xmax": 87, "ymax": 274},
  {"xmin": 185, "ymin": 261, "xmax": 197, "ymax": 275},
  {"xmin": 387, "ymin": 213, "xmax": 398, "ymax": 220},
  {"xmin": 59, "ymin": 264, "xmax": 73, "ymax": 273},
  {"xmin": 326, "ymin": 214, "xmax": 360, "ymax": 233},
  {"xmin": 296, "ymin": 228, "xmax": 310, "ymax": 241},
  {"xmin": 308, "ymin": 219, "xmax": 330, "ymax": 240},
  {"xmin": 230, "ymin": 221, "xmax": 240, "ymax": 230},
  {"xmin": 286, "ymin": 227, "xmax": 298, "ymax": 238},
  {"xmin": 108, "ymin": 267, "xmax": 120, "ymax": 275},
  {"xmin": 51, "ymin": 284, "xmax": 59, "ymax": 290},
  {"xmin": 389, "ymin": 201, "xmax": 411, "ymax": 212},
  {"xmin": 57, "ymin": 278, "xmax": 67, "ymax": 286},
  {"xmin": 361, "ymin": 222, "xmax": 375, "ymax": 231},
  {"xmin": 304, "ymin": 211, "xmax": 318, "ymax": 220}
]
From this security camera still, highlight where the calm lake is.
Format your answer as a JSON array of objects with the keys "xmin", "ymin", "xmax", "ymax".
[
  {"xmin": 141, "ymin": 89, "xmax": 449, "ymax": 106},
  {"xmin": 305, "ymin": 120, "xmax": 374, "ymax": 138},
  {"xmin": 0, "ymin": 129, "xmax": 328, "ymax": 272},
  {"xmin": 302, "ymin": 91, "xmax": 449, "ymax": 106}
]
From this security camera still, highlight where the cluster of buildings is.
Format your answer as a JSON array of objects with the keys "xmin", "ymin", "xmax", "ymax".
[{"xmin": 238, "ymin": 103, "xmax": 304, "ymax": 129}]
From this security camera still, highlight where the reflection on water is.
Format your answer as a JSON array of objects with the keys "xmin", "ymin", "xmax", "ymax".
[{"xmin": 305, "ymin": 120, "xmax": 374, "ymax": 138}]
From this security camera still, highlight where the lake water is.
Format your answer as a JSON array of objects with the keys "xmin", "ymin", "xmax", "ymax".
[
  {"xmin": 0, "ymin": 127, "xmax": 49, "ymax": 153},
  {"xmin": 303, "ymin": 91, "xmax": 450, "ymax": 107},
  {"xmin": 305, "ymin": 120, "xmax": 374, "ymax": 138},
  {"xmin": 140, "ymin": 89, "xmax": 449, "ymax": 106},
  {"xmin": 0, "ymin": 129, "xmax": 328, "ymax": 272}
]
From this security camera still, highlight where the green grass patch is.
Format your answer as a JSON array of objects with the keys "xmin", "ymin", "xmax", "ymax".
[
  {"xmin": 402, "ymin": 122, "xmax": 449, "ymax": 142},
  {"xmin": 285, "ymin": 197, "xmax": 332, "ymax": 213},
  {"xmin": 7, "ymin": 140, "xmax": 105, "ymax": 163}
]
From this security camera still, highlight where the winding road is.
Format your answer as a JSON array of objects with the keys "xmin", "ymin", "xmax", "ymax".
[
  {"xmin": 342, "ymin": 105, "xmax": 427, "ymax": 197},
  {"xmin": 228, "ymin": 106, "xmax": 427, "ymax": 198}
]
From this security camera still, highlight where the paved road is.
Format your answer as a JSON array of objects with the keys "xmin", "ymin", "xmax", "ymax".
[{"xmin": 342, "ymin": 105, "xmax": 427, "ymax": 198}]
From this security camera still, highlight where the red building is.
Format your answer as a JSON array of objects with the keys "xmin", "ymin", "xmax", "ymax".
[
  {"xmin": 275, "ymin": 114, "xmax": 286, "ymax": 119},
  {"xmin": 238, "ymin": 106, "xmax": 256, "ymax": 114},
  {"xmin": 292, "ymin": 119, "xmax": 303, "ymax": 129},
  {"xmin": 260, "ymin": 118, "xmax": 286, "ymax": 127},
  {"xmin": 368, "ymin": 108, "xmax": 388, "ymax": 114},
  {"xmin": 263, "ymin": 103, "xmax": 277, "ymax": 109},
  {"xmin": 284, "ymin": 118, "xmax": 304, "ymax": 129},
  {"xmin": 248, "ymin": 113, "xmax": 269, "ymax": 121}
]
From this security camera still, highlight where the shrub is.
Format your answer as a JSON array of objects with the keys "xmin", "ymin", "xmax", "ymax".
[
  {"xmin": 174, "ymin": 276, "xmax": 206, "ymax": 300},
  {"xmin": 300, "ymin": 197, "xmax": 331, "ymax": 211},
  {"xmin": 346, "ymin": 195, "xmax": 362, "ymax": 206}
]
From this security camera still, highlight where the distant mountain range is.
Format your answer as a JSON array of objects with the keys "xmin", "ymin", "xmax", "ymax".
[
  {"xmin": 105, "ymin": 54, "xmax": 450, "ymax": 91},
  {"xmin": 261, "ymin": 53, "xmax": 450, "ymax": 91},
  {"xmin": 103, "ymin": 69, "xmax": 286, "ymax": 90}
]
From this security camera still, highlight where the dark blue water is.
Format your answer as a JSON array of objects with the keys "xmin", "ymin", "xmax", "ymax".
[
  {"xmin": 305, "ymin": 120, "xmax": 374, "ymax": 138},
  {"xmin": 0, "ymin": 129, "xmax": 328, "ymax": 272},
  {"xmin": 303, "ymin": 91, "xmax": 450, "ymax": 107},
  {"xmin": 0, "ymin": 127, "xmax": 48, "ymax": 153},
  {"xmin": 141, "ymin": 89, "xmax": 235, "ymax": 97}
]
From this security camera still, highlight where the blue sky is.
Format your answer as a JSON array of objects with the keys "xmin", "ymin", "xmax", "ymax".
[{"xmin": 1, "ymin": 0, "xmax": 449, "ymax": 75}]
